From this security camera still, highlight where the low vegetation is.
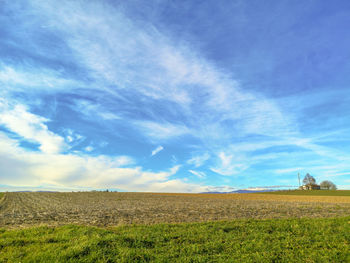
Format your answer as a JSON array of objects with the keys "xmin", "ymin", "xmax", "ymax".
[{"xmin": 0, "ymin": 217, "xmax": 349, "ymax": 262}]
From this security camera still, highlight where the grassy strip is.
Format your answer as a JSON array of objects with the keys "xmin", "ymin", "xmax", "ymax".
[
  {"xmin": 259, "ymin": 190, "xmax": 350, "ymax": 196},
  {"xmin": 0, "ymin": 217, "xmax": 349, "ymax": 262}
]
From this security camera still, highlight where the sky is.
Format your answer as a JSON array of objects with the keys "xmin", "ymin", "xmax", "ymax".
[{"xmin": 0, "ymin": 0, "xmax": 350, "ymax": 192}]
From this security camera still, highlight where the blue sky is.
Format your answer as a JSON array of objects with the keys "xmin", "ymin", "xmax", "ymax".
[{"xmin": 0, "ymin": 0, "xmax": 350, "ymax": 192}]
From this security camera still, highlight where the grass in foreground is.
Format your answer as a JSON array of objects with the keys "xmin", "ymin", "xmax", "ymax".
[
  {"xmin": 0, "ymin": 217, "xmax": 349, "ymax": 262},
  {"xmin": 260, "ymin": 190, "xmax": 350, "ymax": 196}
]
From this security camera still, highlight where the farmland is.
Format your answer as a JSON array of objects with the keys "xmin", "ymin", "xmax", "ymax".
[
  {"xmin": 259, "ymin": 190, "xmax": 350, "ymax": 196},
  {"xmin": 0, "ymin": 192, "xmax": 350, "ymax": 228},
  {"xmin": 0, "ymin": 192, "xmax": 349, "ymax": 262}
]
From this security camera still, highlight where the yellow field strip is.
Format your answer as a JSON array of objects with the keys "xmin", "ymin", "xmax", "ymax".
[
  {"xmin": 0, "ymin": 193, "xmax": 6, "ymax": 206},
  {"xmin": 151, "ymin": 193, "xmax": 350, "ymax": 203}
]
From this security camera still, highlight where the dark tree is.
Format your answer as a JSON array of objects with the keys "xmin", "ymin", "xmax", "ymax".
[
  {"xmin": 303, "ymin": 173, "xmax": 316, "ymax": 185},
  {"xmin": 320, "ymin": 180, "xmax": 337, "ymax": 190}
]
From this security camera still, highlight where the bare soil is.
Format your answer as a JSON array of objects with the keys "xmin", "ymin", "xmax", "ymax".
[{"xmin": 0, "ymin": 192, "xmax": 349, "ymax": 228}]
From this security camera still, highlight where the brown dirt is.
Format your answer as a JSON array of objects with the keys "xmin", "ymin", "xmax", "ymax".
[
  {"xmin": 0, "ymin": 192, "xmax": 349, "ymax": 229},
  {"xmin": 155, "ymin": 193, "xmax": 350, "ymax": 203}
]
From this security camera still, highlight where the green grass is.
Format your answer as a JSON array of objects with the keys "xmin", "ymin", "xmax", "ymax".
[
  {"xmin": 260, "ymin": 190, "xmax": 350, "ymax": 196},
  {"xmin": 0, "ymin": 217, "xmax": 349, "ymax": 262}
]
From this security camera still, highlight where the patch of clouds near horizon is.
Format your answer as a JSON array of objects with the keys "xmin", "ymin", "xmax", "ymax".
[
  {"xmin": 0, "ymin": 104, "xmax": 205, "ymax": 192},
  {"xmin": 0, "ymin": 131, "xmax": 207, "ymax": 192}
]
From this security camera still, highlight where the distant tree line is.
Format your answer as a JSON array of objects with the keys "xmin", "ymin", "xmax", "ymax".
[
  {"xmin": 320, "ymin": 180, "xmax": 337, "ymax": 190},
  {"xmin": 301, "ymin": 173, "xmax": 337, "ymax": 190}
]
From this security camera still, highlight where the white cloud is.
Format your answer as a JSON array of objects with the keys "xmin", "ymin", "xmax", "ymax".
[
  {"xmin": 319, "ymin": 172, "xmax": 350, "ymax": 178},
  {"xmin": 84, "ymin": 146, "xmax": 94, "ymax": 152},
  {"xmin": 203, "ymin": 186, "xmax": 237, "ymax": 193},
  {"xmin": 292, "ymin": 138, "xmax": 350, "ymax": 161},
  {"xmin": 188, "ymin": 170, "xmax": 206, "ymax": 179},
  {"xmin": 136, "ymin": 121, "xmax": 190, "ymax": 140},
  {"xmin": 338, "ymin": 184, "xmax": 350, "ymax": 190},
  {"xmin": 210, "ymin": 152, "xmax": 248, "ymax": 176},
  {"xmin": 275, "ymin": 167, "xmax": 304, "ymax": 174},
  {"xmin": 140, "ymin": 179, "xmax": 206, "ymax": 193},
  {"xmin": 73, "ymin": 99, "xmax": 121, "ymax": 121},
  {"xmin": 169, "ymin": 165, "xmax": 181, "ymax": 175},
  {"xmin": 171, "ymin": 155, "xmax": 178, "ymax": 164},
  {"xmin": 0, "ymin": 101, "xmax": 67, "ymax": 154},
  {"xmin": 63, "ymin": 128, "xmax": 85, "ymax": 146},
  {"xmin": 0, "ymin": 64, "xmax": 80, "ymax": 93},
  {"xmin": 187, "ymin": 152, "xmax": 210, "ymax": 167},
  {"xmin": 151, "ymin": 145, "xmax": 164, "ymax": 156}
]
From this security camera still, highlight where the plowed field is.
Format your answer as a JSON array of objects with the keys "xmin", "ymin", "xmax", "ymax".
[{"xmin": 0, "ymin": 192, "xmax": 349, "ymax": 228}]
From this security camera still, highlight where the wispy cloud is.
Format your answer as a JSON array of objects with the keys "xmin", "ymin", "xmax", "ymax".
[
  {"xmin": 187, "ymin": 152, "xmax": 210, "ymax": 167},
  {"xmin": 188, "ymin": 170, "xmax": 206, "ymax": 179},
  {"xmin": 135, "ymin": 121, "xmax": 190, "ymax": 140},
  {"xmin": 73, "ymin": 99, "xmax": 121, "ymax": 121},
  {"xmin": 210, "ymin": 152, "xmax": 248, "ymax": 176},
  {"xmin": 275, "ymin": 167, "xmax": 304, "ymax": 174},
  {"xmin": 84, "ymin": 146, "xmax": 94, "ymax": 152},
  {"xmin": 151, "ymin": 145, "xmax": 164, "ymax": 156},
  {"xmin": 203, "ymin": 186, "xmax": 237, "ymax": 193},
  {"xmin": 0, "ymin": 100, "xmax": 67, "ymax": 154},
  {"xmin": 0, "ymin": 64, "xmax": 80, "ymax": 94},
  {"xmin": 25, "ymin": 0, "xmax": 294, "ymax": 142},
  {"xmin": 318, "ymin": 172, "xmax": 350, "ymax": 178},
  {"xmin": 62, "ymin": 128, "xmax": 85, "ymax": 147}
]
